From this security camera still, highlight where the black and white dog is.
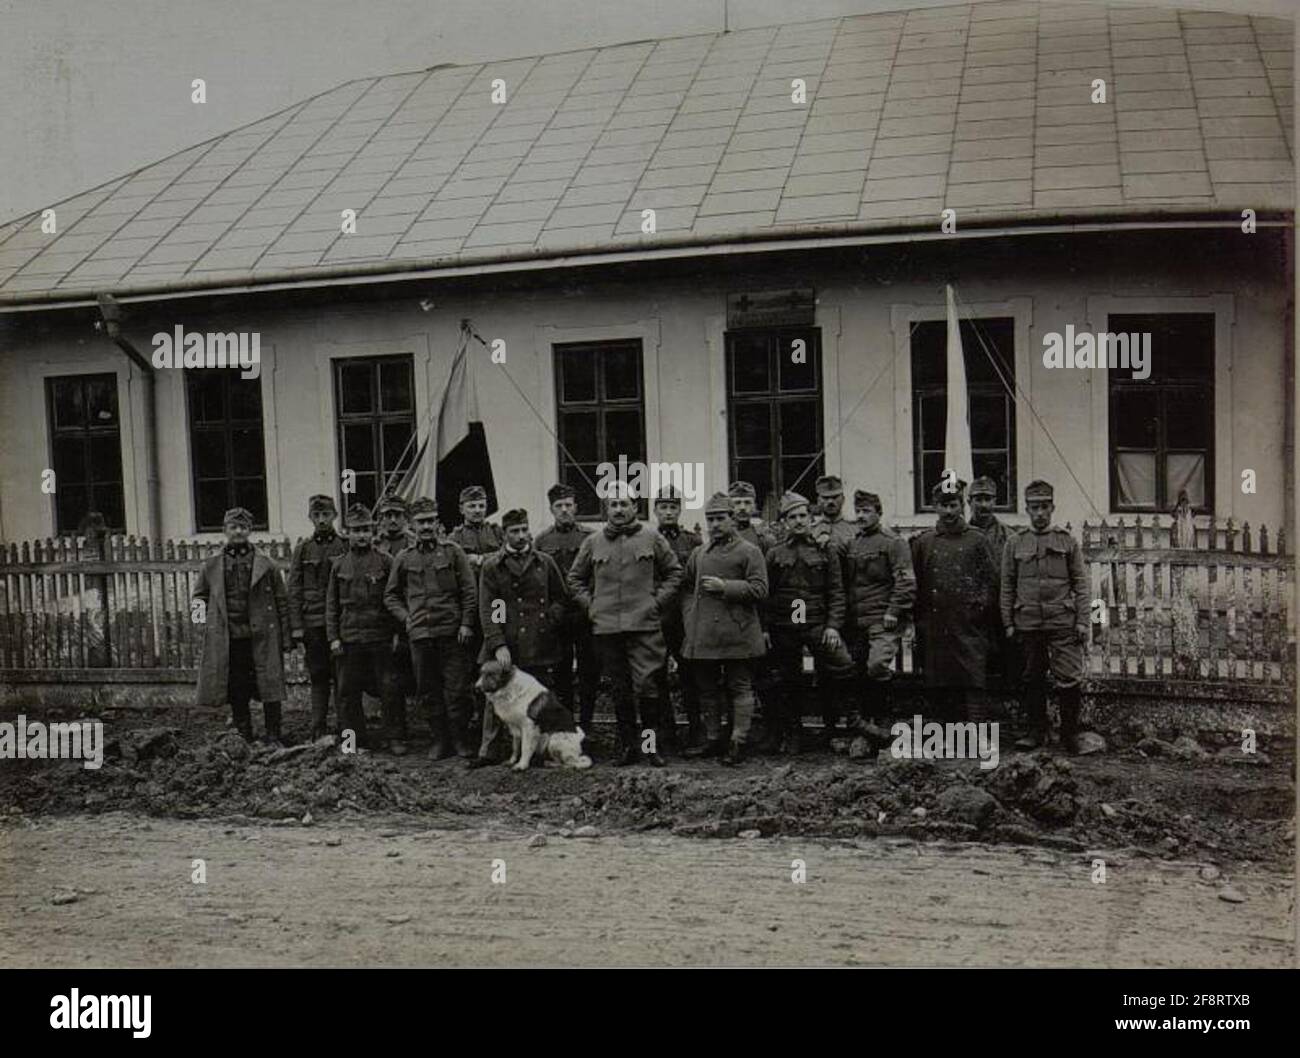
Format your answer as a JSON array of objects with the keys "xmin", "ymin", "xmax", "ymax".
[{"xmin": 474, "ymin": 660, "xmax": 591, "ymax": 770}]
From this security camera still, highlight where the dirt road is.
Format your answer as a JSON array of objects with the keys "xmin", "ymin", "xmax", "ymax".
[{"xmin": 0, "ymin": 813, "xmax": 1291, "ymax": 967}]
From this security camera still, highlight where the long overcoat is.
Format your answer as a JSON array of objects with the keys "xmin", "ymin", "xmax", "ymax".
[
  {"xmin": 193, "ymin": 550, "xmax": 292, "ymax": 707},
  {"xmin": 910, "ymin": 522, "xmax": 1000, "ymax": 688}
]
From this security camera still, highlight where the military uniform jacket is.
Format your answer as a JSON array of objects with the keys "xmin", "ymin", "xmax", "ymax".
[
  {"xmin": 655, "ymin": 524, "xmax": 702, "ymax": 631},
  {"xmin": 288, "ymin": 530, "xmax": 348, "ymax": 632},
  {"xmin": 375, "ymin": 530, "xmax": 415, "ymax": 559},
  {"xmin": 735, "ymin": 519, "xmax": 778, "ymax": 556},
  {"xmin": 680, "ymin": 535, "xmax": 769, "ymax": 660},
  {"xmin": 326, "ymin": 546, "xmax": 395, "ymax": 646},
  {"xmin": 970, "ymin": 514, "xmax": 1012, "ymax": 562},
  {"xmin": 384, "ymin": 540, "xmax": 477, "ymax": 641},
  {"xmin": 843, "ymin": 525, "xmax": 916, "ymax": 629},
  {"xmin": 534, "ymin": 522, "xmax": 593, "ymax": 576},
  {"xmin": 567, "ymin": 524, "xmax": 684, "ymax": 635},
  {"xmin": 450, "ymin": 521, "xmax": 505, "ymax": 569},
  {"xmin": 811, "ymin": 515, "xmax": 858, "ymax": 551},
  {"xmin": 1001, "ymin": 525, "xmax": 1089, "ymax": 632},
  {"xmin": 910, "ymin": 521, "xmax": 1000, "ymax": 687},
  {"xmin": 478, "ymin": 546, "xmax": 568, "ymax": 668},
  {"xmin": 765, "ymin": 533, "xmax": 845, "ymax": 632}
]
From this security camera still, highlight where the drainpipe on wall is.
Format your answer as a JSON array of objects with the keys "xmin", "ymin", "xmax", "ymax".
[{"xmin": 95, "ymin": 293, "xmax": 162, "ymax": 545}]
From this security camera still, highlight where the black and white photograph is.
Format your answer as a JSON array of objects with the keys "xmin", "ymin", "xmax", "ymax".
[{"xmin": 0, "ymin": 0, "xmax": 1295, "ymax": 1016}]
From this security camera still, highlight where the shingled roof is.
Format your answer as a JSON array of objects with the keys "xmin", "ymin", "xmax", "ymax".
[{"xmin": 0, "ymin": 1, "xmax": 1292, "ymax": 305}]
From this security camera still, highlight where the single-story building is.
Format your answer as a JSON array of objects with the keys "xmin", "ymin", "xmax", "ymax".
[{"xmin": 0, "ymin": 1, "xmax": 1293, "ymax": 547}]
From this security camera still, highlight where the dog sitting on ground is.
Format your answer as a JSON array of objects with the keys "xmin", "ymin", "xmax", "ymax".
[{"xmin": 474, "ymin": 660, "xmax": 592, "ymax": 771}]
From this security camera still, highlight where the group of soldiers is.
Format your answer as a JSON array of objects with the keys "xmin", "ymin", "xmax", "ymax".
[{"xmin": 193, "ymin": 470, "xmax": 1091, "ymax": 768}]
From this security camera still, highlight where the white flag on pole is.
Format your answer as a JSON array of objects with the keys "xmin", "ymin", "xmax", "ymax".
[{"xmin": 943, "ymin": 284, "xmax": 974, "ymax": 490}]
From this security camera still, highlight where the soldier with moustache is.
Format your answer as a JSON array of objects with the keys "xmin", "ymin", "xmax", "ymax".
[
  {"xmin": 810, "ymin": 475, "xmax": 858, "ymax": 550},
  {"xmin": 374, "ymin": 495, "xmax": 415, "ymax": 750},
  {"xmin": 533, "ymin": 483, "xmax": 599, "ymax": 732},
  {"xmin": 967, "ymin": 476, "xmax": 1020, "ymax": 699},
  {"xmin": 652, "ymin": 485, "xmax": 704, "ymax": 750},
  {"xmin": 728, "ymin": 481, "xmax": 779, "ymax": 555}
]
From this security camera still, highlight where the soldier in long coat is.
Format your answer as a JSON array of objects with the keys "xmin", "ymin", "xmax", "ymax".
[
  {"xmin": 910, "ymin": 481, "xmax": 1000, "ymax": 722},
  {"xmin": 194, "ymin": 506, "xmax": 292, "ymax": 742},
  {"xmin": 652, "ymin": 485, "xmax": 704, "ymax": 750}
]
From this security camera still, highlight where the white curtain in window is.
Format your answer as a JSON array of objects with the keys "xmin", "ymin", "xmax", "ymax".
[
  {"xmin": 1114, "ymin": 451, "xmax": 1156, "ymax": 507},
  {"xmin": 1166, "ymin": 453, "xmax": 1205, "ymax": 507}
]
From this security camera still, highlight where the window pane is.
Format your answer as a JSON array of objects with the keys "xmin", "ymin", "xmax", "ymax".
[
  {"xmin": 190, "ymin": 372, "xmax": 226, "ymax": 423},
  {"xmin": 565, "ymin": 463, "xmax": 600, "ymax": 516},
  {"xmin": 339, "ymin": 362, "xmax": 374, "ymax": 414},
  {"xmin": 910, "ymin": 321, "xmax": 945, "ymax": 386},
  {"xmin": 351, "ymin": 473, "xmax": 378, "ymax": 512},
  {"xmin": 193, "ymin": 431, "xmax": 226, "ymax": 479},
  {"xmin": 1166, "ymin": 453, "xmax": 1205, "ymax": 506},
  {"xmin": 51, "ymin": 380, "xmax": 86, "ymax": 429},
  {"xmin": 558, "ymin": 348, "xmax": 596, "ymax": 403},
  {"xmin": 228, "ymin": 377, "xmax": 262, "ymax": 422},
  {"xmin": 56, "ymin": 486, "xmax": 88, "ymax": 532},
  {"xmin": 733, "ymin": 403, "xmax": 770, "ymax": 458},
  {"xmin": 1111, "ymin": 313, "xmax": 1213, "ymax": 380},
  {"xmin": 970, "ymin": 393, "xmax": 1008, "ymax": 450},
  {"xmin": 604, "ymin": 409, "xmax": 643, "ymax": 463},
  {"xmin": 779, "ymin": 400, "xmax": 818, "ymax": 455},
  {"xmin": 382, "ymin": 421, "xmax": 414, "ymax": 475},
  {"xmin": 85, "ymin": 377, "xmax": 118, "ymax": 426},
  {"xmin": 602, "ymin": 345, "xmax": 640, "ymax": 400},
  {"xmin": 921, "ymin": 451, "xmax": 945, "ymax": 504},
  {"xmin": 782, "ymin": 457, "xmax": 821, "ymax": 500},
  {"xmin": 92, "ymin": 483, "xmax": 125, "ymax": 531},
  {"xmin": 231, "ymin": 428, "xmax": 265, "ymax": 475},
  {"xmin": 734, "ymin": 458, "xmax": 774, "ymax": 508},
  {"xmin": 963, "ymin": 319, "xmax": 1014, "ymax": 385},
  {"xmin": 730, "ymin": 333, "xmax": 770, "ymax": 394},
  {"xmin": 53, "ymin": 437, "xmax": 87, "ymax": 483},
  {"xmin": 1114, "ymin": 451, "xmax": 1157, "ymax": 507},
  {"xmin": 919, "ymin": 394, "xmax": 945, "ymax": 451},
  {"xmin": 1165, "ymin": 392, "xmax": 1209, "ymax": 449},
  {"xmin": 343, "ymin": 423, "xmax": 376, "ymax": 472},
  {"xmin": 197, "ymin": 481, "xmax": 228, "ymax": 529},
  {"xmin": 233, "ymin": 479, "xmax": 268, "ymax": 523},
  {"xmin": 380, "ymin": 360, "xmax": 413, "ymax": 412},
  {"xmin": 777, "ymin": 332, "xmax": 816, "ymax": 392},
  {"xmin": 560, "ymin": 411, "xmax": 598, "ymax": 463},
  {"xmin": 89, "ymin": 435, "xmax": 122, "ymax": 483},
  {"xmin": 1112, "ymin": 390, "xmax": 1157, "ymax": 449}
]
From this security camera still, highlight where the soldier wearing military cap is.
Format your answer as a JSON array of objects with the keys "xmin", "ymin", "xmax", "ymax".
[
  {"xmin": 372, "ymin": 494, "xmax": 416, "ymax": 738},
  {"xmin": 967, "ymin": 476, "xmax": 1020, "ymax": 698},
  {"xmin": 811, "ymin": 475, "xmax": 857, "ymax": 550},
  {"xmin": 653, "ymin": 484, "xmax": 704, "ymax": 749},
  {"xmin": 193, "ymin": 507, "xmax": 292, "ymax": 743},
  {"xmin": 327, "ymin": 504, "xmax": 403, "ymax": 751},
  {"xmin": 842, "ymin": 489, "xmax": 916, "ymax": 733},
  {"xmin": 681, "ymin": 492, "xmax": 768, "ymax": 765},
  {"xmin": 762, "ymin": 491, "xmax": 854, "ymax": 754},
  {"xmin": 1001, "ymin": 480, "xmax": 1090, "ymax": 751},
  {"xmin": 534, "ymin": 483, "xmax": 598, "ymax": 730},
  {"xmin": 909, "ymin": 479, "xmax": 1001, "ymax": 722},
  {"xmin": 473, "ymin": 508, "xmax": 570, "ymax": 765},
  {"xmin": 385, "ymin": 496, "xmax": 478, "ymax": 759},
  {"xmin": 567, "ymin": 483, "xmax": 684, "ymax": 766},
  {"xmin": 449, "ymin": 484, "xmax": 505, "ymax": 571},
  {"xmin": 374, "ymin": 495, "xmax": 414, "ymax": 558},
  {"xmin": 727, "ymin": 480, "xmax": 778, "ymax": 555},
  {"xmin": 287, "ymin": 494, "xmax": 348, "ymax": 740}
]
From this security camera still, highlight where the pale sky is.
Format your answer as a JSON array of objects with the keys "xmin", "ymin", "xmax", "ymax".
[{"xmin": 1, "ymin": 0, "xmax": 1291, "ymax": 223}]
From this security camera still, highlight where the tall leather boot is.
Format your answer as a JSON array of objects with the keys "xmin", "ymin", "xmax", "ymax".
[
  {"xmin": 231, "ymin": 700, "xmax": 254, "ymax": 741},
  {"xmin": 309, "ymin": 682, "xmax": 330, "ymax": 741},
  {"xmin": 448, "ymin": 699, "xmax": 475, "ymax": 759},
  {"xmin": 1015, "ymin": 685, "xmax": 1047, "ymax": 749},
  {"xmin": 263, "ymin": 701, "xmax": 283, "ymax": 745},
  {"xmin": 427, "ymin": 700, "xmax": 451, "ymax": 760},
  {"xmin": 616, "ymin": 722, "xmax": 640, "ymax": 767},
  {"xmin": 1058, "ymin": 685, "xmax": 1082, "ymax": 753}
]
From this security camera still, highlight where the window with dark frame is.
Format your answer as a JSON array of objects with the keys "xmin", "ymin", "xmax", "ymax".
[
  {"xmin": 1108, "ymin": 313, "xmax": 1215, "ymax": 513},
  {"xmin": 187, "ymin": 370, "xmax": 269, "ymax": 532},
  {"xmin": 333, "ymin": 355, "xmax": 417, "ymax": 515},
  {"xmin": 725, "ymin": 327, "xmax": 824, "ymax": 514},
  {"xmin": 46, "ymin": 373, "xmax": 126, "ymax": 534},
  {"xmin": 911, "ymin": 316, "xmax": 1017, "ymax": 512},
  {"xmin": 553, "ymin": 339, "xmax": 647, "ymax": 518}
]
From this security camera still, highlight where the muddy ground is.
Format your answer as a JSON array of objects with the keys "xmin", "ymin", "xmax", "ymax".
[{"xmin": 0, "ymin": 704, "xmax": 1294, "ymax": 966}]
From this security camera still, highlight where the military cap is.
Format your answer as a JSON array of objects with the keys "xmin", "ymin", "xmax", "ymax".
[
  {"xmin": 408, "ymin": 497, "xmax": 438, "ymax": 517},
  {"xmin": 854, "ymin": 489, "xmax": 882, "ymax": 512},
  {"xmin": 779, "ymin": 491, "xmax": 810, "ymax": 517},
  {"xmin": 547, "ymin": 483, "xmax": 576, "ymax": 505},
  {"xmin": 814, "ymin": 475, "xmax": 844, "ymax": 497},
  {"xmin": 501, "ymin": 508, "xmax": 529, "ymax": 529},
  {"xmin": 376, "ymin": 495, "xmax": 409, "ymax": 515},
  {"xmin": 1024, "ymin": 480, "xmax": 1055, "ymax": 501},
  {"xmin": 308, "ymin": 494, "xmax": 336, "ymax": 515},
  {"xmin": 345, "ymin": 503, "xmax": 374, "ymax": 527},
  {"xmin": 459, "ymin": 485, "xmax": 487, "ymax": 504},
  {"xmin": 705, "ymin": 491, "xmax": 733, "ymax": 514},
  {"xmin": 969, "ymin": 476, "xmax": 998, "ymax": 498},
  {"xmin": 930, "ymin": 478, "xmax": 967, "ymax": 504},
  {"xmin": 654, "ymin": 485, "xmax": 683, "ymax": 504},
  {"xmin": 223, "ymin": 507, "xmax": 254, "ymax": 529},
  {"xmin": 727, "ymin": 481, "xmax": 756, "ymax": 499}
]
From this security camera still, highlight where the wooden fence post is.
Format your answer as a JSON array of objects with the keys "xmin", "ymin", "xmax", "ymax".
[{"xmin": 78, "ymin": 513, "xmax": 111, "ymax": 668}]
